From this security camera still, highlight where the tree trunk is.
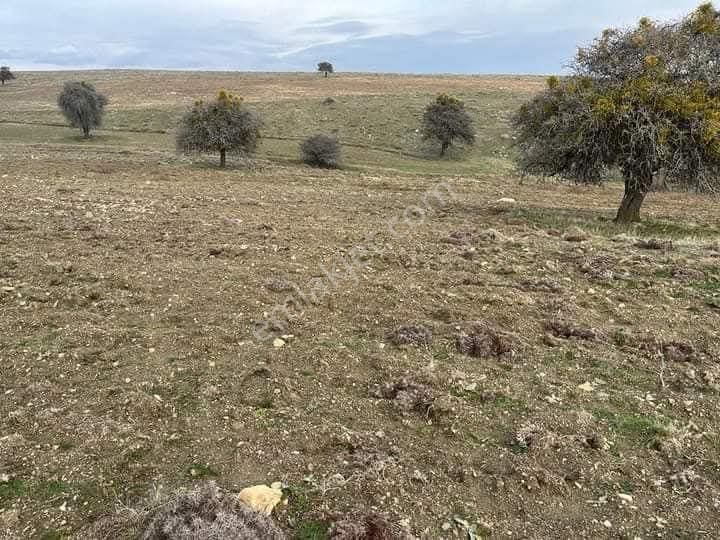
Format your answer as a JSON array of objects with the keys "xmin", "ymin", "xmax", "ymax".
[
  {"xmin": 615, "ymin": 179, "xmax": 649, "ymax": 224},
  {"xmin": 220, "ymin": 148, "xmax": 226, "ymax": 168},
  {"xmin": 82, "ymin": 126, "xmax": 90, "ymax": 138},
  {"xmin": 324, "ymin": 71, "xmax": 328, "ymax": 78},
  {"xmin": 440, "ymin": 142, "xmax": 450, "ymax": 156}
]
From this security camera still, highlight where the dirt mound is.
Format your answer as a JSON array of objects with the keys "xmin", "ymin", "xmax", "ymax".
[
  {"xmin": 370, "ymin": 379, "xmax": 436, "ymax": 418},
  {"xmin": 456, "ymin": 324, "xmax": 513, "ymax": 358}
]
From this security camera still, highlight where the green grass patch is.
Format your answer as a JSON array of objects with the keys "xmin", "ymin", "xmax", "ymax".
[
  {"xmin": 39, "ymin": 480, "xmax": 71, "ymax": 498},
  {"xmin": 39, "ymin": 530, "xmax": 66, "ymax": 540},
  {"xmin": 692, "ymin": 278, "xmax": 720, "ymax": 294},
  {"xmin": 594, "ymin": 409, "xmax": 672, "ymax": 447},
  {"xmin": 186, "ymin": 463, "xmax": 219, "ymax": 479},
  {"xmin": 0, "ymin": 478, "xmax": 25, "ymax": 502},
  {"xmin": 295, "ymin": 520, "xmax": 330, "ymax": 540},
  {"xmin": 508, "ymin": 206, "xmax": 720, "ymax": 239}
]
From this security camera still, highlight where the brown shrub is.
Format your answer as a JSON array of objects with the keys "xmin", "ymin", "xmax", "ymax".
[
  {"xmin": 635, "ymin": 238, "xmax": 674, "ymax": 250},
  {"xmin": 330, "ymin": 513, "xmax": 411, "ymax": 539},
  {"xmin": 456, "ymin": 325, "xmax": 513, "ymax": 358},
  {"xmin": 81, "ymin": 482, "xmax": 286, "ymax": 540}
]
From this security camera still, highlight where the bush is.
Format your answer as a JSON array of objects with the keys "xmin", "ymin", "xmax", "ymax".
[
  {"xmin": 80, "ymin": 482, "xmax": 286, "ymax": 540},
  {"xmin": 177, "ymin": 90, "xmax": 261, "ymax": 168},
  {"xmin": 301, "ymin": 134, "xmax": 341, "ymax": 168},
  {"xmin": 57, "ymin": 81, "xmax": 108, "ymax": 138}
]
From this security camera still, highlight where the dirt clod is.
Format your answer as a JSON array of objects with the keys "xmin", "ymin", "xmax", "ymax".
[
  {"xmin": 456, "ymin": 325, "xmax": 513, "ymax": 358},
  {"xmin": 371, "ymin": 379, "xmax": 436, "ymax": 418},
  {"xmin": 544, "ymin": 320, "xmax": 599, "ymax": 341},
  {"xmin": 387, "ymin": 325, "xmax": 433, "ymax": 346}
]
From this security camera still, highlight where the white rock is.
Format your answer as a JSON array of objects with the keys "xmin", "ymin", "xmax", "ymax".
[{"xmin": 273, "ymin": 338, "xmax": 286, "ymax": 348}]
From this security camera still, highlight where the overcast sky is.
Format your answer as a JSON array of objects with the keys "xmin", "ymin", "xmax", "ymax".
[{"xmin": 0, "ymin": 0, "xmax": 704, "ymax": 73}]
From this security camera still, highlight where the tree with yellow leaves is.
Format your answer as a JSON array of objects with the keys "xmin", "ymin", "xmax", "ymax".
[
  {"xmin": 177, "ymin": 90, "xmax": 262, "ymax": 168},
  {"xmin": 514, "ymin": 3, "xmax": 720, "ymax": 223}
]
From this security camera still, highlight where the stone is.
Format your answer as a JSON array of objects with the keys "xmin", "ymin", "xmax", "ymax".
[{"xmin": 238, "ymin": 485, "xmax": 283, "ymax": 516}]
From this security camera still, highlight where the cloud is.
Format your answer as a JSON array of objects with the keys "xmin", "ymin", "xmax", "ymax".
[{"xmin": 0, "ymin": 0, "xmax": 705, "ymax": 72}]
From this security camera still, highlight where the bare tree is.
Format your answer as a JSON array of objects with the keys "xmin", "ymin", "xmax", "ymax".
[
  {"xmin": 57, "ymin": 82, "xmax": 108, "ymax": 138},
  {"xmin": 318, "ymin": 62, "xmax": 334, "ymax": 78},
  {"xmin": 514, "ymin": 3, "xmax": 720, "ymax": 223},
  {"xmin": 0, "ymin": 66, "xmax": 15, "ymax": 86},
  {"xmin": 177, "ymin": 90, "xmax": 261, "ymax": 168},
  {"xmin": 422, "ymin": 94, "xmax": 476, "ymax": 157}
]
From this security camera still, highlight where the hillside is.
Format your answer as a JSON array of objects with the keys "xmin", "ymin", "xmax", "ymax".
[{"xmin": 1, "ymin": 71, "xmax": 719, "ymax": 539}]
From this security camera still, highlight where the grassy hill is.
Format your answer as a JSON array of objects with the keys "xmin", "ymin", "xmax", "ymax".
[{"xmin": 1, "ymin": 71, "xmax": 719, "ymax": 539}]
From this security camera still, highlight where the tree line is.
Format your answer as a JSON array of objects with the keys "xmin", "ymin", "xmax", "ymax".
[{"xmin": 2, "ymin": 3, "xmax": 719, "ymax": 222}]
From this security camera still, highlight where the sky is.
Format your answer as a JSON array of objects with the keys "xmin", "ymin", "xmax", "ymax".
[{"xmin": 0, "ymin": 0, "xmax": 705, "ymax": 74}]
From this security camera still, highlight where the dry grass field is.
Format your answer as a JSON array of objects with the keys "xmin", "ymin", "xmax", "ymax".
[{"xmin": 1, "ymin": 71, "xmax": 719, "ymax": 539}]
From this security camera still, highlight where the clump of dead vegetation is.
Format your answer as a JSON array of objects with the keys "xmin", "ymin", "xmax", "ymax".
[
  {"xmin": 80, "ymin": 482, "xmax": 286, "ymax": 540},
  {"xmin": 386, "ymin": 325, "xmax": 433, "ymax": 346},
  {"xmin": 579, "ymin": 255, "xmax": 617, "ymax": 281},
  {"xmin": 456, "ymin": 323, "xmax": 513, "ymax": 358},
  {"xmin": 370, "ymin": 379, "xmax": 436, "ymax": 418},
  {"xmin": 518, "ymin": 278, "xmax": 563, "ymax": 293},
  {"xmin": 544, "ymin": 320, "xmax": 600, "ymax": 341},
  {"xmin": 444, "ymin": 230, "xmax": 473, "ymax": 245},
  {"xmin": 329, "ymin": 512, "xmax": 412, "ymax": 539},
  {"xmin": 563, "ymin": 226, "xmax": 590, "ymax": 243},
  {"xmin": 640, "ymin": 339, "xmax": 699, "ymax": 363},
  {"xmin": 635, "ymin": 238, "xmax": 674, "ymax": 250}
]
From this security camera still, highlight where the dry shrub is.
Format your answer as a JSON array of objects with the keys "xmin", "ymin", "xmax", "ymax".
[
  {"xmin": 265, "ymin": 278, "xmax": 296, "ymax": 293},
  {"xmin": 81, "ymin": 483, "xmax": 286, "ymax": 540},
  {"xmin": 301, "ymin": 134, "xmax": 341, "ymax": 168},
  {"xmin": 641, "ymin": 339, "xmax": 699, "ymax": 363},
  {"xmin": 79, "ymin": 507, "xmax": 147, "ymax": 540},
  {"xmin": 670, "ymin": 266, "xmax": 705, "ymax": 281},
  {"xmin": 371, "ymin": 379, "xmax": 436, "ymax": 418},
  {"xmin": 387, "ymin": 325, "xmax": 432, "ymax": 347},
  {"xmin": 544, "ymin": 320, "xmax": 599, "ymax": 341},
  {"xmin": 143, "ymin": 482, "xmax": 286, "ymax": 539},
  {"xmin": 513, "ymin": 423, "xmax": 543, "ymax": 451},
  {"xmin": 444, "ymin": 230, "xmax": 473, "ymax": 245},
  {"xmin": 635, "ymin": 238, "xmax": 674, "ymax": 250},
  {"xmin": 518, "ymin": 278, "xmax": 563, "ymax": 293},
  {"xmin": 563, "ymin": 226, "xmax": 590, "ymax": 242},
  {"xmin": 456, "ymin": 324, "xmax": 513, "ymax": 358},
  {"xmin": 579, "ymin": 255, "xmax": 616, "ymax": 281},
  {"xmin": 477, "ymin": 228, "xmax": 505, "ymax": 242},
  {"xmin": 330, "ymin": 513, "xmax": 411, "ymax": 540}
]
